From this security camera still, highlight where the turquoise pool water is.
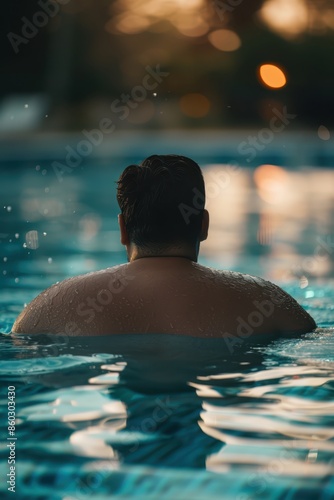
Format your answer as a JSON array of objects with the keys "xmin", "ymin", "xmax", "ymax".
[{"xmin": 1, "ymin": 158, "xmax": 334, "ymax": 499}]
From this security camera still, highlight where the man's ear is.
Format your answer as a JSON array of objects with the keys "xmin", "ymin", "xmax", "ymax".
[
  {"xmin": 200, "ymin": 209, "xmax": 209, "ymax": 242},
  {"xmin": 118, "ymin": 214, "xmax": 129, "ymax": 245}
]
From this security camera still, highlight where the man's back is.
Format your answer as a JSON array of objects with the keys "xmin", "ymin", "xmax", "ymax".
[{"xmin": 12, "ymin": 257, "xmax": 316, "ymax": 338}]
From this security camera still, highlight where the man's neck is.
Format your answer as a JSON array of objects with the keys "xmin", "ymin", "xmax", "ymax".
[{"xmin": 127, "ymin": 245, "xmax": 198, "ymax": 263}]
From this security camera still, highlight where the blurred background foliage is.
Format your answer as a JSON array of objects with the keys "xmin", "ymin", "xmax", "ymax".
[{"xmin": 2, "ymin": 0, "xmax": 334, "ymax": 131}]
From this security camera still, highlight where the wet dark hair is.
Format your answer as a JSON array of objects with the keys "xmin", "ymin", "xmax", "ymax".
[{"xmin": 116, "ymin": 154, "xmax": 205, "ymax": 250}]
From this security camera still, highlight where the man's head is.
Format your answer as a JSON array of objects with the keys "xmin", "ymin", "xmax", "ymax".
[{"xmin": 116, "ymin": 154, "xmax": 209, "ymax": 261}]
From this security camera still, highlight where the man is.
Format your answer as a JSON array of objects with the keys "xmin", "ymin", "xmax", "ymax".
[{"xmin": 12, "ymin": 154, "xmax": 316, "ymax": 338}]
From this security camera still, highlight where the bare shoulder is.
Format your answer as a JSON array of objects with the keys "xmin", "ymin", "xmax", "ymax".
[
  {"xmin": 11, "ymin": 263, "xmax": 134, "ymax": 335},
  {"xmin": 209, "ymin": 268, "xmax": 316, "ymax": 334},
  {"xmin": 11, "ymin": 259, "xmax": 316, "ymax": 337}
]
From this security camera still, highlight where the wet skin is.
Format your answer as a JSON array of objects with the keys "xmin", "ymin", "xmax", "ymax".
[{"xmin": 11, "ymin": 257, "xmax": 316, "ymax": 337}]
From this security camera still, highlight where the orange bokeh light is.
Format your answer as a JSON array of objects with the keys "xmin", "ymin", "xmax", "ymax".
[
  {"xmin": 208, "ymin": 29, "xmax": 241, "ymax": 52},
  {"xmin": 179, "ymin": 93, "xmax": 210, "ymax": 118},
  {"xmin": 254, "ymin": 164, "xmax": 289, "ymax": 204},
  {"xmin": 259, "ymin": 64, "xmax": 287, "ymax": 89}
]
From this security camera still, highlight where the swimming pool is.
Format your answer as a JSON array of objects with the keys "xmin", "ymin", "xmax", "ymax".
[{"xmin": 1, "ymin": 147, "xmax": 334, "ymax": 499}]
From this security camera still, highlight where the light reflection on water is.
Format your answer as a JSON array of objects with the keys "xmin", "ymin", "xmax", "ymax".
[
  {"xmin": 0, "ymin": 162, "xmax": 334, "ymax": 498},
  {"xmin": 0, "ymin": 162, "xmax": 334, "ymax": 285},
  {"xmin": 0, "ymin": 329, "xmax": 334, "ymax": 499},
  {"xmin": 203, "ymin": 165, "xmax": 334, "ymax": 280}
]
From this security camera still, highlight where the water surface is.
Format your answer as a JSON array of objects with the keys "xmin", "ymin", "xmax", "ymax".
[{"xmin": 1, "ymin": 161, "xmax": 334, "ymax": 499}]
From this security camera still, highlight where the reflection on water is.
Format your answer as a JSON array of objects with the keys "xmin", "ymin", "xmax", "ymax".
[
  {"xmin": 1, "ymin": 162, "xmax": 333, "ymax": 297},
  {"xmin": 0, "ymin": 325, "xmax": 334, "ymax": 499},
  {"xmin": 1, "ymin": 160, "xmax": 334, "ymax": 498},
  {"xmin": 203, "ymin": 165, "xmax": 334, "ymax": 280}
]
